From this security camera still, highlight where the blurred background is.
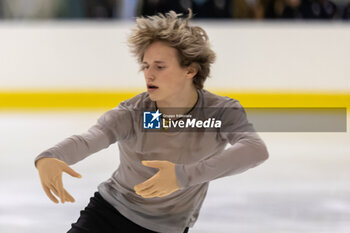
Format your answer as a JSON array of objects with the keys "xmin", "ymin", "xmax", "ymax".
[
  {"xmin": 0, "ymin": 0, "xmax": 349, "ymax": 20},
  {"xmin": 0, "ymin": 0, "xmax": 349, "ymax": 233}
]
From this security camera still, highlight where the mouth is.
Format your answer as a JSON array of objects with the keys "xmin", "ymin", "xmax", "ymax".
[{"xmin": 147, "ymin": 84, "xmax": 159, "ymax": 91}]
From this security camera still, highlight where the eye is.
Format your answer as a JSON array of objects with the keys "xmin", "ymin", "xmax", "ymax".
[
  {"xmin": 157, "ymin": 66, "xmax": 165, "ymax": 70},
  {"xmin": 140, "ymin": 65, "xmax": 149, "ymax": 71}
]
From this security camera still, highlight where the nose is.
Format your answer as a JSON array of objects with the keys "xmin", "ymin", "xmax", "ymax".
[{"xmin": 144, "ymin": 67, "xmax": 155, "ymax": 81}]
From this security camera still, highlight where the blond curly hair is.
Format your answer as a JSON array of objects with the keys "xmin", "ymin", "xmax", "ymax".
[{"xmin": 127, "ymin": 9, "xmax": 216, "ymax": 89}]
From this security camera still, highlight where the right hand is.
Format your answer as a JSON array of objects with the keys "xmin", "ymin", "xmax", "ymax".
[{"xmin": 35, "ymin": 158, "xmax": 82, "ymax": 204}]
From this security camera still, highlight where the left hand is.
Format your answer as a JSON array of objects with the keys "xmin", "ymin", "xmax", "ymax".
[{"xmin": 134, "ymin": 160, "xmax": 180, "ymax": 198}]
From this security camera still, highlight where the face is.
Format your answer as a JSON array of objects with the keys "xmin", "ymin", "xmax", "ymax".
[{"xmin": 141, "ymin": 41, "xmax": 195, "ymax": 104}]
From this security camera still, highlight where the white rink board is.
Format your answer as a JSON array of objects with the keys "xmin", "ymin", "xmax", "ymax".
[{"xmin": 0, "ymin": 21, "xmax": 349, "ymax": 91}]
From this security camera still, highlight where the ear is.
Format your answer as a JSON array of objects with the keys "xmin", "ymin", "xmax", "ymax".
[{"xmin": 185, "ymin": 63, "xmax": 198, "ymax": 79}]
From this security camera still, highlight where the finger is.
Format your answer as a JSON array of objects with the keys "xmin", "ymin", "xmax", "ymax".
[
  {"xmin": 63, "ymin": 189, "xmax": 75, "ymax": 202},
  {"xmin": 134, "ymin": 172, "xmax": 160, "ymax": 192},
  {"xmin": 134, "ymin": 177, "xmax": 158, "ymax": 193},
  {"xmin": 55, "ymin": 178, "xmax": 66, "ymax": 203},
  {"xmin": 49, "ymin": 184, "xmax": 59, "ymax": 197},
  {"xmin": 50, "ymin": 185, "xmax": 74, "ymax": 203},
  {"xmin": 135, "ymin": 180, "xmax": 155, "ymax": 192},
  {"xmin": 42, "ymin": 185, "xmax": 58, "ymax": 204},
  {"xmin": 157, "ymin": 192, "xmax": 170, "ymax": 198},
  {"xmin": 141, "ymin": 190, "xmax": 161, "ymax": 198},
  {"xmin": 136, "ymin": 185, "xmax": 156, "ymax": 196},
  {"xmin": 62, "ymin": 165, "xmax": 82, "ymax": 178},
  {"xmin": 142, "ymin": 160, "xmax": 166, "ymax": 169}
]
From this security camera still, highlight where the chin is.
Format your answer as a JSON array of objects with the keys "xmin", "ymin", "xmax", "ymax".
[{"xmin": 148, "ymin": 93, "xmax": 158, "ymax": 101}]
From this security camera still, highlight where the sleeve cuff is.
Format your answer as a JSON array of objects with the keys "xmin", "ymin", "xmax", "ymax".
[
  {"xmin": 175, "ymin": 164, "xmax": 189, "ymax": 189},
  {"xmin": 34, "ymin": 151, "xmax": 56, "ymax": 168}
]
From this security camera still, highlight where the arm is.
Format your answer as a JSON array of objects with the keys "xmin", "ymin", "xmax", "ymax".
[
  {"xmin": 134, "ymin": 100, "xmax": 269, "ymax": 198},
  {"xmin": 175, "ymin": 100, "xmax": 269, "ymax": 189},
  {"xmin": 34, "ymin": 106, "xmax": 133, "ymax": 166},
  {"xmin": 35, "ymin": 105, "xmax": 134, "ymax": 203}
]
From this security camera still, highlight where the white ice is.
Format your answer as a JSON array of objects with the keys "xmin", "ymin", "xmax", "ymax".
[{"xmin": 0, "ymin": 111, "xmax": 349, "ymax": 233}]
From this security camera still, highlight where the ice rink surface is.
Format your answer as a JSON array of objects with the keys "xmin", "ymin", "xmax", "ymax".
[{"xmin": 0, "ymin": 111, "xmax": 349, "ymax": 233}]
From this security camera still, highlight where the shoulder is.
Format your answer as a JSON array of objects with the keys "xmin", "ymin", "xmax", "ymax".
[
  {"xmin": 115, "ymin": 92, "xmax": 152, "ymax": 111},
  {"xmin": 201, "ymin": 89, "xmax": 242, "ymax": 108},
  {"xmin": 200, "ymin": 89, "xmax": 248, "ymax": 128},
  {"xmin": 98, "ymin": 92, "xmax": 151, "ymax": 124}
]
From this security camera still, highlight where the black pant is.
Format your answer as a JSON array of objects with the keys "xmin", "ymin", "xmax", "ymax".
[{"xmin": 67, "ymin": 192, "xmax": 189, "ymax": 233}]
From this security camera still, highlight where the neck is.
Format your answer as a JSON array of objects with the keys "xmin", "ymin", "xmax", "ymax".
[{"xmin": 156, "ymin": 86, "xmax": 198, "ymax": 116}]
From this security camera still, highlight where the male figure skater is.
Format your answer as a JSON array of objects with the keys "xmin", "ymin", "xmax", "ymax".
[{"xmin": 35, "ymin": 9, "xmax": 269, "ymax": 233}]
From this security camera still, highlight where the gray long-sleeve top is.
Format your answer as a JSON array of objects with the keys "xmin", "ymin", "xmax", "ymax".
[{"xmin": 35, "ymin": 89, "xmax": 269, "ymax": 233}]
